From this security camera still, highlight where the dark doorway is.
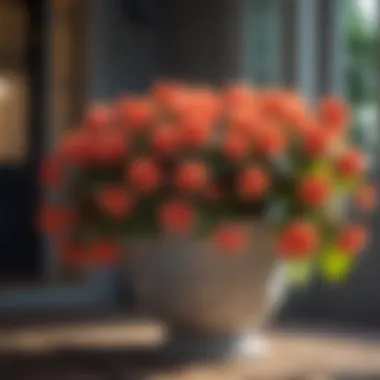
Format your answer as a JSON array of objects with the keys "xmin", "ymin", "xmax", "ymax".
[{"xmin": 0, "ymin": 0, "xmax": 46, "ymax": 282}]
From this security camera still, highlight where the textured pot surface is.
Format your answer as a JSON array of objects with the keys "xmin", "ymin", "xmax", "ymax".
[{"xmin": 127, "ymin": 222, "xmax": 286, "ymax": 335}]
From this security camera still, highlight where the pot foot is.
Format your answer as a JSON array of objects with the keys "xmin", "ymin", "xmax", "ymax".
[{"xmin": 157, "ymin": 330, "xmax": 268, "ymax": 363}]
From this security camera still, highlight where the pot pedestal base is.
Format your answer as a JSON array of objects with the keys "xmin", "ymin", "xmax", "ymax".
[{"xmin": 157, "ymin": 330, "xmax": 268, "ymax": 363}]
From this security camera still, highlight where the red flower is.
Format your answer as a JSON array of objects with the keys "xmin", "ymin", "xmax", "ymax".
[
  {"xmin": 128, "ymin": 158, "xmax": 161, "ymax": 193},
  {"xmin": 89, "ymin": 241, "xmax": 120, "ymax": 266},
  {"xmin": 38, "ymin": 206, "xmax": 76, "ymax": 235},
  {"xmin": 236, "ymin": 167, "xmax": 270, "ymax": 200},
  {"xmin": 84, "ymin": 105, "xmax": 113, "ymax": 133},
  {"xmin": 356, "ymin": 185, "xmax": 377, "ymax": 212},
  {"xmin": 152, "ymin": 81, "xmax": 182, "ymax": 108},
  {"xmin": 175, "ymin": 161, "xmax": 208, "ymax": 192},
  {"xmin": 58, "ymin": 131, "xmax": 93, "ymax": 166},
  {"xmin": 213, "ymin": 225, "xmax": 248, "ymax": 253},
  {"xmin": 151, "ymin": 124, "xmax": 180, "ymax": 156},
  {"xmin": 255, "ymin": 123, "xmax": 286, "ymax": 156},
  {"xmin": 59, "ymin": 242, "xmax": 89, "ymax": 268},
  {"xmin": 228, "ymin": 107, "xmax": 261, "ymax": 136},
  {"xmin": 39, "ymin": 156, "xmax": 63, "ymax": 189},
  {"xmin": 96, "ymin": 186, "xmax": 133, "ymax": 219},
  {"xmin": 175, "ymin": 87, "xmax": 221, "ymax": 126},
  {"xmin": 223, "ymin": 132, "xmax": 248, "ymax": 160},
  {"xmin": 193, "ymin": 88, "xmax": 221, "ymax": 122},
  {"xmin": 259, "ymin": 90, "xmax": 285, "ymax": 119},
  {"xmin": 278, "ymin": 221, "xmax": 319, "ymax": 259},
  {"xmin": 93, "ymin": 131, "xmax": 127, "ymax": 165},
  {"xmin": 338, "ymin": 225, "xmax": 368, "ymax": 255},
  {"xmin": 179, "ymin": 115, "xmax": 213, "ymax": 148},
  {"xmin": 320, "ymin": 96, "xmax": 350, "ymax": 130},
  {"xmin": 165, "ymin": 89, "xmax": 195, "ymax": 115},
  {"xmin": 159, "ymin": 200, "xmax": 196, "ymax": 234},
  {"xmin": 287, "ymin": 110, "xmax": 315, "ymax": 135},
  {"xmin": 224, "ymin": 85, "xmax": 255, "ymax": 108},
  {"xmin": 118, "ymin": 97, "xmax": 153, "ymax": 132},
  {"xmin": 261, "ymin": 91, "xmax": 310, "ymax": 134},
  {"xmin": 336, "ymin": 148, "xmax": 367, "ymax": 177},
  {"xmin": 303, "ymin": 127, "xmax": 333, "ymax": 157},
  {"xmin": 298, "ymin": 175, "xmax": 332, "ymax": 207}
]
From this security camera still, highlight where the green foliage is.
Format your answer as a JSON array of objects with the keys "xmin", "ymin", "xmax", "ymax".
[
  {"xmin": 320, "ymin": 247, "xmax": 355, "ymax": 283},
  {"xmin": 286, "ymin": 259, "xmax": 314, "ymax": 286},
  {"xmin": 346, "ymin": 0, "xmax": 378, "ymax": 104}
]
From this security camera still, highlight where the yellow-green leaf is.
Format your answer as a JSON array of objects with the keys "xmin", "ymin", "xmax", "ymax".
[
  {"xmin": 321, "ymin": 247, "xmax": 354, "ymax": 283},
  {"xmin": 308, "ymin": 159, "xmax": 333, "ymax": 177},
  {"xmin": 286, "ymin": 259, "xmax": 313, "ymax": 286},
  {"xmin": 334, "ymin": 177, "xmax": 359, "ymax": 193}
]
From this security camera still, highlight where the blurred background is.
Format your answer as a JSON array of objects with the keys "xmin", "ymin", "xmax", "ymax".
[{"xmin": 0, "ymin": 0, "xmax": 378, "ymax": 328}]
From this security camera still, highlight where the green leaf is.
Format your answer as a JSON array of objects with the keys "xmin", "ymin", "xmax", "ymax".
[
  {"xmin": 334, "ymin": 177, "xmax": 359, "ymax": 193},
  {"xmin": 266, "ymin": 197, "xmax": 289, "ymax": 226},
  {"xmin": 321, "ymin": 247, "xmax": 354, "ymax": 283},
  {"xmin": 286, "ymin": 259, "xmax": 314, "ymax": 286},
  {"xmin": 308, "ymin": 159, "xmax": 333, "ymax": 177}
]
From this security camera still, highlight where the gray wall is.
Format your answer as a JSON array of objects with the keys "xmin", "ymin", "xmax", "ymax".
[
  {"xmin": 89, "ymin": 0, "xmax": 268, "ymax": 96},
  {"xmin": 89, "ymin": 0, "xmax": 162, "ymax": 98}
]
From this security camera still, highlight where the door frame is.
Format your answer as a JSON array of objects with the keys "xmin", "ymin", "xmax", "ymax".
[{"xmin": 0, "ymin": 0, "xmax": 118, "ymax": 315}]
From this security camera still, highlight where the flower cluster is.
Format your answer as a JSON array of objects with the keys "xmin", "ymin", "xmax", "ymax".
[{"xmin": 38, "ymin": 83, "xmax": 376, "ymax": 282}]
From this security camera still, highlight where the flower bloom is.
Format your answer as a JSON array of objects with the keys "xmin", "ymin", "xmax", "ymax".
[
  {"xmin": 255, "ymin": 123, "xmax": 286, "ymax": 157},
  {"xmin": 38, "ymin": 206, "xmax": 76, "ymax": 234},
  {"xmin": 89, "ymin": 240, "xmax": 120, "ymax": 265},
  {"xmin": 96, "ymin": 186, "xmax": 133, "ymax": 219},
  {"xmin": 152, "ymin": 81, "xmax": 183, "ymax": 109},
  {"xmin": 151, "ymin": 123, "xmax": 180, "ymax": 156},
  {"xmin": 278, "ymin": 221, "xmax": 319, "ymax": 259},
  {"xmin": 175, "ymin": 161, "xmax": 208, "ymax": 192},
  {"xmin": 303, "ymin": 127, "xmax": 333, "ymax": 157},
  {"xmin": 59, "ymin": 242, "xmax": 89, "ymax": 268},
  {"xmin": 356, "ymin": 185, "xmax": 377, "ymax": 212},
  {"xmin": 228, "ymin": 107, "xmax": 261, "ymax": 136},
  {"xmin": 118, "ymin": 97, "xmax": 153, "ymax": 132},
  {"xmin": 92, "ymin": 131, "xmax": 127, "ymax": 165},
  {"xmin": 58, "ymin": 131, "xmax": 93, "ymax": 166},
  {"xmin": 174, "ymin": 88, "xmax": 219, "ymax": 136},
  {"xmin": 224, "ymin": 85, "xmax": 255, "ymax": 109},
  {"xmin": 39, "ymin": 156, "xmax": 63, "ymax": 189},
  {"xmin": 286, "ymin": 108, "xmax": 315, "ymax": 135},
  {"xmin": 128, "ymin": 158, "xmax": 161, "ymax": 193},
  {"xmin": 236, "ymin": 167, "xmax": 270, "ymax": 200},
  {"xmin": 335, "ymin": 148, "xmax": 367, "ymax": 178},
  {"xmin": 261, "ymin": 91, "xmax": 310, "ymax": 134},
  {"xmin": 213, "ymin": 224, "xmax": 248, "ymax": 253},
  {"xmin": 84, "ymin": 105, "xmax": 113, "ymax": 133},
  {"xmin": 159, "ymin": 200, "xmax": 196, "ymax": 233},
  {"xmin": 191, "ymin": 88, "xmax": 221, "ymax": 123},
  {"xmin": 222, "ymin": 132, "xmax": 248, "ymax": 160},
  {"xmin": 338, "ymin": 225, "xmax": 368, "ymax": 255},
  {"xmin": 320, "ymin": 96, "xmax": 350, "ymax": 131},
  {"xmin": 298, "ymin": 175, "xmax": 332, "ymax": 207},
  {"xmin": 258, "ymin": 90, "xmax": 284, "ymax": 118},
  {"xmin": 179, "ymin": 114, "xmax": 213, "ymax": 148}
]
